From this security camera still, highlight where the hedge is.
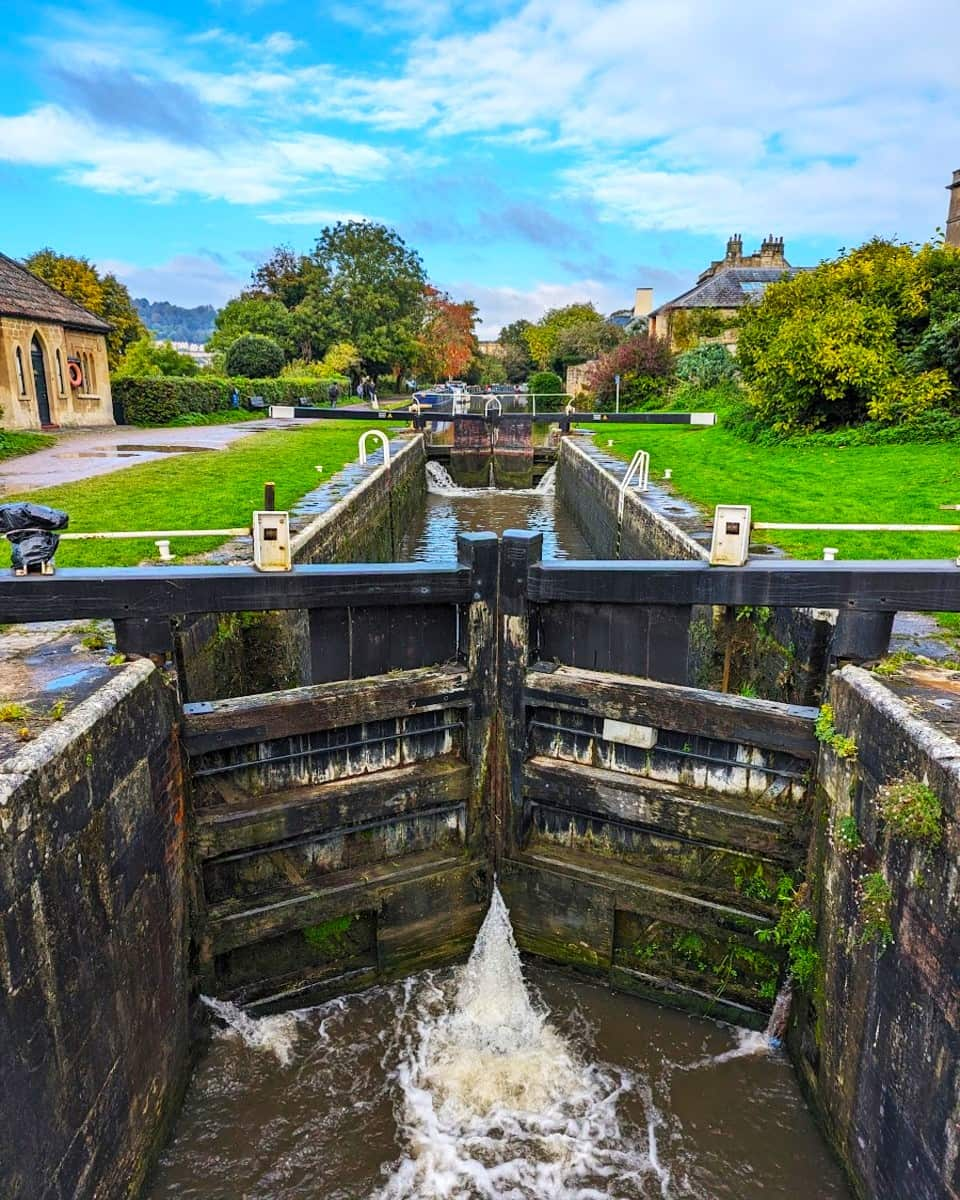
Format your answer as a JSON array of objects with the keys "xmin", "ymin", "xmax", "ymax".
[{"xmin": 111, "ymin": 376, "xmax": 346, "ymax": 425}]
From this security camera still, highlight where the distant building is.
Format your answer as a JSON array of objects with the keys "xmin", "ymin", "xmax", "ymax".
[
  {"xmin": 608, "ymin": 288, "xmax": 654, "ymax": 328},
  {"xmin": 477, "ymin": 339, "xmax": 508, "ymax": 359},
  {"xmin": 0, "ymin": 253, "xmax": 113, "ymax": 430},
  {"xmin": 648, "ymin": 236, "xmax": 799, "ymax": 349},
  {"xmin": 157, "ymin": 339, "xmax": 215, "ymax": 369},
  {"xmin": 947, "ymin": 169, "xmax": 960, "ymax": 248}
]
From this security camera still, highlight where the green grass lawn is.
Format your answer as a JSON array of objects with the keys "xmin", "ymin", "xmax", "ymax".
[
  {"xmin": 0, "ymin": 431, "xmax": 55, "ymax": 462},
  {"xmin": 596, "ymin": 423, "xmax": 960, "ymax": 561},
  {"xmin": 2, "ymin": 421, "xmax": 370, "ymax": 567}
]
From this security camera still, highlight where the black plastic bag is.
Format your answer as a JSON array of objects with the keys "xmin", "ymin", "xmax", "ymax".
[{"xmin": 0, "ymin": 502, "xmax": 69, "ymax": 571}]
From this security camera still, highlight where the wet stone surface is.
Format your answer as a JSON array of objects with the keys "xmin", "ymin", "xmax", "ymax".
[{"xmin": 0, "ymin": 620, "xmax": 115, "ymax": 763}]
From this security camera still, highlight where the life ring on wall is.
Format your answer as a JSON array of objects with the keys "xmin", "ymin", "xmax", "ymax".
[{"xmin": 67, "ymin": 361, "xmax": 83, "ymax": 389}]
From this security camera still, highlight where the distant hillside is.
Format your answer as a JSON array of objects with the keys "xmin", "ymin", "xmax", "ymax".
[{"xmin": 134, "ymin": 298, "xmax": 218, "ymax": 344}]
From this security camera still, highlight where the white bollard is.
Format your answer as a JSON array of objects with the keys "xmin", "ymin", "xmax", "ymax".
[
  {"xmin": 155, "ymin": 539, "xmax": 174, "ymax": 561},
  {"xmin": 823, "ymin": 547, "xmax": 839, "ymax": 561},
  {"xmin": 664, "ymin": 468, "xmax": 673, "ymax": 480}
]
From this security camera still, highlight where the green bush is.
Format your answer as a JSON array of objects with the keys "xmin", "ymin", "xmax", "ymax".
[
  {"xmin": 675, "ymin": 343, "xmax": 738, "ymax": 388},
  {"xmin": 527, "ymin": 370, "xmax": 564, "ymax": 411},
  {"xmin": 225, "ymin": 333, "xmax": 285, "ymax": 379},
  {"xmin": 112, "ymin": 376, "xmax": 344, "ymax": 425}
]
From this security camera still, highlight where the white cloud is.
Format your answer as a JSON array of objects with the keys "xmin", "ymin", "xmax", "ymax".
[
  {"xmin": 99, "ymin": 253, "xmax": 246, "ymax": 306},
  {"xmin": 259, "ymin": 208, "xmax": 378, "ymax": 225},
  {"xmin": 451, "ymin": 278, "xmax": 629, "ymax": 337},
  {"xmin": 0, "ymin": 104, "xmax": 390, "ymax": 204}
]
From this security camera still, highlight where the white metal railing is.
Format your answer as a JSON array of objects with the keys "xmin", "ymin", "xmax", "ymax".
[
  {"xmin": 617, "ymin": 449, "xmax": 650, "ymax": 521},
  {"xmin": 484, "ymin": 397, "xmax": 503, "ymax": 417},
  {"xmin": 710, "ymin": 503, "xmax": 960, "ymax": 566},
  {"xmin": 358, "ymin": 428, "xmax": 391, "ymax": 467}
]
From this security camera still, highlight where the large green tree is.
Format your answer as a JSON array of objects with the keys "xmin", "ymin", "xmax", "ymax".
[
  {"xmin": 114, "ymin": 336, "xmax": 198, "ymax": 377},
  {"xmin": 236, "ymin": 222, "xmax": 428, "ymax": 381},
  {"xmin": 524, "ymin": 303, "xmax": 618, "ymax": 372},
  {"xmin": 24, "ymin": 249, "xmax": 145, "ymax": 366},
  {"xmin": 208, "ymin": 296, "xmax": 297, "ymax": 358}
]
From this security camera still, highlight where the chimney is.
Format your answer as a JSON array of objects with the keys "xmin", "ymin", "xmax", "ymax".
[
  {"xmin": 725, "ymin": 234, "xmax": 743, "ymax": 262},
  {"xmin": 760, "ymin": 235, "xmax": 786, "ymax": 265},
  {"xmin": 633, "ymin": 287, "xmax": 653, "ymax": 319},
  {"xmin": 947, "ymin": 169, "xmax": 960, "ymax": 249}
]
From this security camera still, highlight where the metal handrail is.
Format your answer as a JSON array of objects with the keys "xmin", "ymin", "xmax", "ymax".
[{"xmin": 358, "ymin": 429, "xmax": 391, "ymax": 467}]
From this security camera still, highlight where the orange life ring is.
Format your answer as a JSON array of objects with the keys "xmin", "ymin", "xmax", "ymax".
[{"xmin": 67, "ymin": 361, "xmax": 83, "ymax": 388}]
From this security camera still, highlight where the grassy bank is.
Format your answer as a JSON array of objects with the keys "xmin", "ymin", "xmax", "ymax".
[
  {"xmin": 2, "ymin": 421, "xmax": 370, "ymax": 567},
  {"xmin": 597, "ymin": 422, "xmax": 960, "ymax": 561},
  {"xmin": 0, "ymin": 431, "xmax": 55, "ymax": 462}
]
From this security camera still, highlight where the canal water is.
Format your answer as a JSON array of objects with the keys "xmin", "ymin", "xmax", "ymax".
[
  {"xmin": 398, "ymin": 463, "xmax": 593, "ymax": 561},
  {"xmin": 148, "ymin": 888, "xmax": 849, "ymax": 1199}
]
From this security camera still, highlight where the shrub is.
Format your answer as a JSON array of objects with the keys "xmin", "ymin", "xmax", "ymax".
[
  {"xmin": 112, "ymin": 376, "xmax": 344, "ymax": 425},
  {"xmin": 527, "ymin": 370, "xmax": 564, "ymax": 411},
  {"xmin": 756, "ymin": 875, "xmax": 819, "ymax": 990},
  {"xmin": 225, "ymin": 333, "xmax": 284, "ymax": 379},
  {"xmin": 587, "ymin": 334, "xmax": 675, "ymax": 411},
  {"xmin": 675, "ymin": 343, "xmax": 738, "ymax": 389}
]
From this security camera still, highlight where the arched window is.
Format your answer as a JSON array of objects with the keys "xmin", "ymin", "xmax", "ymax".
[
  {"xmin": 56, "ymin": 349, "xmax": 65, "ymax": 394},
  {"xmin": 87, "ymin": 352, "xmax": 96, "ymax": 392},
  {"xmin": 15, "ymin": 346, "xmax": 26, "ymax": 395}
]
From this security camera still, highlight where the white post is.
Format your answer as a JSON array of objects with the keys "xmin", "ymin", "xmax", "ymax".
[
  {"xmin": 615, "ymin": 373, "xmax": 621, "ymax": 414},
  {"xmin": 358, "ymin": 429, "xmax": 391, "ymax": 467}
]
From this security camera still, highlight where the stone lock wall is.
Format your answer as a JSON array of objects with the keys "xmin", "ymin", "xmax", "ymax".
[
  {"xmin": 0, "ymin": 662, "xmax": 190, "ymax": 1200},
  {"xmin": 175, "ymin": 435, "xmax": 427, "ymax": 702},
  {"xmin": 794, "ymin": 666, "xmax": 960, "ymax": 1200}
]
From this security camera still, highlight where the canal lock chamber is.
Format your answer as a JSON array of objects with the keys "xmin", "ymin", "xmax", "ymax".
[{"xmin": 4, "ymin": 426, "xmax": 956, "ymax": 1200}]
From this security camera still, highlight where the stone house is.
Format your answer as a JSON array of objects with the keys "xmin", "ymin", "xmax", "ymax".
[
  {"xmin": 0, "ymin": 252, "xmax": 114, "ymax": 431},
  {"xmin": 648, "ymin": 235, "xmax": 799, "ymax": 350}
]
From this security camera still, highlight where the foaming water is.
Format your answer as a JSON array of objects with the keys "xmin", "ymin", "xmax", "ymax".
[
  {"xmin": 425, "ymin": 460, "xmax": 556, "ymax": 497},
  {"xmin": 200, "ymin": 995, "xmax": 303, "ymax": 1066},
  {"xmin": 150, "ymin": 924, "xmax": 850, "ymax": 1200},
  {"xmin": 377, "ymin": 887, "xmax": 669, "ymax": 1199}
]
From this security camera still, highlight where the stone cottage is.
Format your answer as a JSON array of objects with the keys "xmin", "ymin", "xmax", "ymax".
[
  {"xmin": 648, "ymin": 235, "xmax": 799, "ymax": 350},
  {"xmin": 0, "ymin": 252, "xmax": 114, "ymax": 431}
]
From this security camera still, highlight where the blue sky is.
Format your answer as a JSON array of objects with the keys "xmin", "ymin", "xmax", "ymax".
[{"xmin": 0, "ymin": 0, "xmax": 957, "ymax": 333}]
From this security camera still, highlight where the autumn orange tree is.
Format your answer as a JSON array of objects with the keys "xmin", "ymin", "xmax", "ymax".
[{"xmin": 416, "ymin": 287, "xmax": 478, "ymax": 381}]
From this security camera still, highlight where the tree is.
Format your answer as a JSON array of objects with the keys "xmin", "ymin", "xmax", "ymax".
[
  {"xmin": 553, "ymin": 319, "xmax": 623, "ymax": 368},
  {"xmin": 416, "ymin": 287, "xmax": 478, "ymax": 380},
  {"xmin": 586, "ymin": 334, "xmax": 675, "ymax": 411},
  {"xmin": 737, "ymin": 239, "xmax": 958, "ymax": 430},
  {"xmin": 471, "ymin": 353, "xmax": 508, "ymax": 386},
  {"xmin": 207, "ymin": 296, "xmax": 296, "ymax": 358},
  {"xmin": 114, "ymin": 337, "xmax": 199, "ymax": 377},
  {"xmin": 226, "ymin": 222, "xmax": 429, "ymax": 381},
  {"xmin": 24, "ymin": 249, "xmax": 146, "ymax": 367},
  {"xmin": 524, "ymin": 303, "xmax": 610, "ymax": 371},
  {"xmin": 225, "ymin": 333, "xmax": 285, "ymax": 378}
]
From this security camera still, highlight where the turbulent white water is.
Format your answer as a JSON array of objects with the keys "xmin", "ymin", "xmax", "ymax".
[
  {"xmin": 375, "ymin": 886, "xmax": 671, "ymax": 1199},
  {"xmin": 425, "ymin": 460, "xmax": 556, "ymax": 497},
  {"xmin": 200, "ymin": 995, "xmax": 302, "ymax": 1065}
]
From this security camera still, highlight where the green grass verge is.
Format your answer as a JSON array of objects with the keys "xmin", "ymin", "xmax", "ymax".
[
  {"xmin": 160, "ymin": 410, "xmax": 262, "ymax": 427},
  {"xmin": 0, "ymin": 431, "xmax": 56, "ymax": 462},
  {"xmin": 1, "ymin": 421, "xmax": 369, "ymax": 567},
  {"xmin": 596, "ymin": 423, "xmax": 960, "ymax": 561}
]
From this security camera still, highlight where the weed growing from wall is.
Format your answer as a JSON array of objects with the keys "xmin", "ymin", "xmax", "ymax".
[
  {"xmin": 833, "ymin": 815, "xmax": 863, "ymax": 854},
  {"xmin": 815, "ymin": 704, "xmax": 858, "ymax": 758},
  {"xmin": 876, "ymin": 776, "xmax": 943, "ymax": 845},
  {"xmin": 756, "ymin": 876, "xmax": 819, "ymax": 990},
  {"xmin": 857, "ymin": 872, "xmax": 894, "ymax": 950}
]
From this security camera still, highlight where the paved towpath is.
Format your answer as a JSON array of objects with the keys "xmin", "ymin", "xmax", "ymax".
[{"xmin": 0, "ymin": 421, "xmax": 282, "ymax": 494}]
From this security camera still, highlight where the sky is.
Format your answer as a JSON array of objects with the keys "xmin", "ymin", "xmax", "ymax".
[{"xmin": 0, "ymin": 0, "xmax": 957, "ymax": 334}]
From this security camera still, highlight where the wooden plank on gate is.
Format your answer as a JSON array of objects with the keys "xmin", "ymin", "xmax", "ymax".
[
  {"xmin": 524, "ymin": 664, "xmax": 818, "ymax": 758},
  {"xmin": 182, "ymin": 664, "xmax": 472, "ymax": 755}
]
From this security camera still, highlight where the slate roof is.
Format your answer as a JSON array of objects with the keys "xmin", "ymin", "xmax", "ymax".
[
  {"xmin": 0, "ymin": 253, "xmax": 112, "ymax": 333},
  {"xmin": 651, "ymin": 266, "xmax": 800, "ymax": 315}
]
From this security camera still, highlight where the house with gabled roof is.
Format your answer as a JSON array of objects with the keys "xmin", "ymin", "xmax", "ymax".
[
  {"xmin": 0, "ymin": 253, "xmax": 114, "ymax": 431},
  {"xmin": 648, "ymin": 235, "xmax": 800, "ymax": 350}
]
